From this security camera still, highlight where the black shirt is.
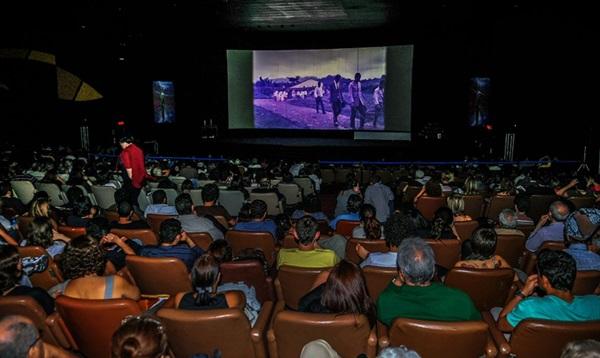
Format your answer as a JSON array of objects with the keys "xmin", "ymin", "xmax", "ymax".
[{"xmin": 6, "ymin": 286, "xmax": 55, "ymax": 315}]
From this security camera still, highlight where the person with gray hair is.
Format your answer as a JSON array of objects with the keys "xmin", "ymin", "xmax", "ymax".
[
  {"xmin": 495, "ymin": 208, "xmax": 525, "ymax": 237},
  {"xmin": 561, "ymin": 339, "xmax": 600, "ymax": 358},
  {"xmin": 377, "ymin": 237, "xmax": 480, "ymax": 326},
  {"xmin": 378, "ymin": 346, "xmax": 422, "ymax": 358},
  {"xmin": 526, "ymin": 201, "xmax": 570, "ymax": 252},
  {"xmin": 0, "ymin": 315, "xmax": 75, "ymax": 358}
]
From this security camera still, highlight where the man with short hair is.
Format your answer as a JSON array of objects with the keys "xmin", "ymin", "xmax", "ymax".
[
  {"xmin": 195, "ymin": 183, "xmax": 235, "ymax": 226},
  {"xmin": 110, "ymin": 201, "xmax": 150, "ymax": 230},
  {"xmin": 277, "ymin": 216, "xmax": 340, "ymax": 269},
  {"xmin": 497, "ymin": 250, "xmax": 600, "ymax": 332},
  {"xmin": 364, "ymin": 175, "xmax": 394, "ymax": 223},
  {"xmin": 356, "ymin": 212, "xmax": 415, "ymax": 268},
  {"xmin": 139, "ymin": 218, "xmax": 204, "ymax": 271},
  {"xmin": 329, "ymin": 74, "xmax": 344, "ymax": 127},
  {"xmin": 118, "ymin": 136, "xmax": 152, "ymax": 207},
  {"xmin": 526, "ymin": 201, "xmax": 570, "ymax": 252},
  {"xmin": 233, "ymin": 199, "xmax": 278, "ymax": 239},
  {"xmin": 144, "ymin": 189, "xmax": 178, "ymax": 218},
  {"xmin": 348, "ymin": 72, "xmax": 367, "ymax": 129},
  {"xmin": 514, "ymin": 193, "xmax": 534, "ymax": 226},
  {"xmin": 495, "ymin": 208, "xmax": 525, "ymax": 237},
  {"xmin": 0, "ymin": 315, "xmax": 75, "ymax": 358},
  {"xmin": 175, "ymin": 193, "xmax": 223, "ymax": 240},
  {"xmin": 377, "ymin": 237, "xmax": 480, "ymax": 326},
  {"xmin": 563, "ymin": 208, "xmax": 600, "ymax": 271}
]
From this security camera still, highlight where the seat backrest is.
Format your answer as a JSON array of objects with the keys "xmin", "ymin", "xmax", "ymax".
[
  {"xmin": 10, "ymin": 180, "xmax": 36, "ymax": 205},
  {"xmin": 137, "ymin": 190, "xmax": 151, "ymax": 211},
  {"xmin": 519, "ymin": 224, "xmax": 536, "ymax": 238},
  {"xmin": 453, "ymin": 220, "xmax": 479, "ymax": 241},
  {"xmin": 148, "ymin": 188, "xmax": 178, "ymax": 206},
  {"xmin": 36, "ymin": 183, "xmax": 67, "ymax": 207},
  {"xmin": 276, "ymin": 183, "xmax": 302, "ymax": 206},
  {"xmin": 157, "ymin": 307, "xmax": 258, "ymax": 358},
  {"xmin": 415, "ymin": 196, "xmax": 446, "ymax": 222},
  {"xmin": 269, "ymin": 310, "xmax": 374, "ymax": 358},
  {"xmin": 320, "ymin": 168, "xmax": 335, "ymax": 185},
  {"xmin": 334, "ymin": 168, "xmax": 352, "ymax": 184},
  {"xmin": 335, "ymin": 220, "xmax": 360, "ymax": 237},
  {"xmin": 197, "ymin": 180, "xmax": 216, "ymax": 188},
  {"xmin": 104, "ymin": 210, "xmax": 120, "ymax": 223},
  {"xmin": 146, "ymin": 214, "xmax": 176, "ymax": 236},
  {"xmin": 345, "ymin": 239, "xmax": 389, "ymax": 264},
  {"xmin": 528, "ymin": 195, "xmax": 558, "ymax": 223},
  {"xmin": 523, "ymin": 241, "xmax": 566, "ymax": 275},
  {"xmin": 0, "ymin": 296, "xmax": 59, "ymax": 346},
  {"xmin": 125, "ymin": 255, "xmax": 192, "ymax": 296},
  {"xmin": 91, "ymin": 185, "xmax": 116, "ymax": 210},
  {"xmin": 362, "ymin": 266, "xmax": 396, "ymax": 302},
  {"xmin": 403, "ymin": 186, "xmax": 421, "ymax": 204},
  {"xmin": 462, "ymin": 195, "xmax": 484, "ymax": 219},
  {"xmin": 110, "ymin": 228, "xmax": 158, "ymax": 246},
  {"xmin": 485, "ymin": 195, "xmax": 515, "ymax": 220},
  {"xmin": 226, "ymin": 230, "xmax": 277, "ymax": 266},
  {"xmin": 275, "ymin": 265, "xmax": 331, "ymax": 310},
  {"xmin": 220, "ymin": 260, "xmax": 274, "ymax": 303},
  {"xmin": 293, "ymin": 177, "xmax": 315, "ymax": 196},
  {"xmin": 510, "ymin": 319, "xmax": 600, "ymax": 358},
  {"xmin": 187, "ymin": 232, "xmax": 213, "ymax": 250},
  {"xmin": 17, "ymin": 246, "xmax": 63, "ymax": 290},
  {"xmin": 249, "ymin": 192, "xmax": 282, "ymax": 216},
  {"xmin": 445, "ymin": 267, "xmax": 514, "ymax": 311},
  {"xmin": 495, "ymin": 234, "xmax": 526, "ymax": 268},
  {"xmin": 572, "ymin": 270, "xmax": 600, "ymax": 295},
  {"xmin": 219, "ymin": 190, "xmax": 245, "ymax": 217},
  {"xmin": 188, "ymin": 189, "xmax": 203, "ymax": 206},
  {"xmin": 387, "ymin": 317, "xmax": 489, "ymax": 358},
  {"xmin": 57, "ymin": 225, "xmax": 86, "ymax": 239},
  {"xmin": 55, "ymin": 295, "xmax": 142, "ymax": 358},
  {"xmin": 569, "ymin": 196, "xmax": 596, "ymax": 210},
  {"xmin": 424, "ymin": 239, "xmax": 461, "ymax": 270}
]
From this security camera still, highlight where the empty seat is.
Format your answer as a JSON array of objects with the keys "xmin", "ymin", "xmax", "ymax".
[
  {"xmin": 91, "ymin": 185, "xmax": 116, "ymax": 210},
  {"xmin": 275, "ymin": 265, "xmax": 331, "ymax": 310},
  {"xmin": 219, "ymin": 190, "xmax": 245, "ymax": 217},
  {"xmin": 445, "ymin": 267, "xmax": 515, "ymax": 311},
  {"xmin": 249, "ymin": 192, "xmax": 283, "ymax": 216},
  {"xmin": 345, "ymin": 238, "xmax": 389, "ymax": 264},
  {"xmin": 10, "ymin": 180, "xmax": 36, "ymax": 205},
  {"xmin": 362, "ymin": 266, "xmax": 396, "ymax": 302},
  {"xmin": 424, "ymin": 239, "xmax": 461, "ymax": 270},
  {"xmin": 125, "ymin": 255, "xmax": 192, "ymax": 296},
  {"xmin": 226, "ymin": 230, "xmax": 277, "ymax": 267},
  {"xmin": 415, "ymin": 196, "xmax": 446, "ymax": 222},
  {"xmin": 495, "ymin": 234, "xmax": 526, "ymax": 268},
  {"xmin": 110, "ymin": 228, "xmax": 158, "ymax": 246}
]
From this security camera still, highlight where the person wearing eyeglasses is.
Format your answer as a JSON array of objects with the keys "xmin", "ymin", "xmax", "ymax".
[{"xmin": 0, "ymin": 315, "xmax": 76, "ymax": 357}]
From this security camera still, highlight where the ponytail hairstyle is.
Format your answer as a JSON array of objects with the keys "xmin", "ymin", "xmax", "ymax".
[
  {"xmin": 190, "ymin": 255, "xmax": 221, "ymax": 306},
  {"xmin": 359, "ymin": 204, "xmax": 382, "ymax": 240},
  {"xmin": 111, "ymin": 315, "xmax": 169, "ymax": 358}
]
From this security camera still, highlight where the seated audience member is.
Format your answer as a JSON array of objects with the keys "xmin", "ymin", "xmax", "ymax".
[
  {"xmin": 0, "ymin": 245, "xmax": 55, "ymax": 315},
  {"xmin": 0, "ymin": 181, "xmax": 26, "ymax": 215},
  {"xmin": 157, "ymin": 178, "xmax": 177, "ymax": 191},
  {"xmin": 495, "ymin": 209, "xmax": 525, "ymax": 237},
  {"xmin": 446, "ymin": 193, "xmax": 472, "ymax": 222},
  {"xmin": 180, "ymin": 179, "xmax": 194, "ymax": 193},
  {"xmin": 274, "ymin": 213, "xmax": 294, "ymax": 242},
  {"xmin": 110, "ymin": 201, "xmax": 151, "ymax": 230},
  {"xmin": 497, "ymin": 250, "xmax": 600, "ymax": 332},
  {"xmin": 22, "ymin": 217, "xmax": 70, "ymax": 258},
  {"xmin": 291, "ymin": 194, "xmax": 328, "ymax": 221},
  {"xmin": 352, "ymin": 204, "xmax": 383, "ymax": 240},
  {"xmin": 139, "ymin": 218, "xmax": 203, "ymax": 271},
  {"xmin": 29, "ymin": 197, "xmax": 58, "ymax": 229},
  {"xmin": 334, "ymin": 178, "xmax": 361, "ymax": 217},
  {"xmin": 195, "ymin": 183, "xmax": 235, "ymax": 226},
  {"xmin": 396, "ymin": 203, "xmax": 430, "ymax": 238},
  {"xmin": 84, "ymin": 217, "xmax": 139, "ymax": 274},
  {"xmin": 357, "ymin": 212, "xmax": 415, "ymax": 268},
  {"xmin": 0, "ymin": 315, "xmax": 76, "ymax": 358},
  {"xmin": 298, "ymin": 260, "xmax": 376, "ymax": 327},
  {"xmin": 563, "ymin": 208, "xmax": 600, "ymax": 271},
  {"xmin": 112, "ymin": 315, "xmax": 171, "ymax": 358},
  {"xmin": 428, "ymin": 207, "xmax": 456, "ymax": 240},
  {"xmin": 455, "ymin": 228, "xmax": 511, "ymax": 269},
  {"xmin": 277, "ymin": 216, "xmax": 340, "ymax": 269},
  {"xmin": 144, "ymin": 189, "xmax": 178, "ymax": 218},
  {"xmin": 60, "ymin": 236, "xmax": 140, "ymax": 300},
  {"xmin": 252, "ymin": 177, "xmax": 285, "ymax": 202},
  {"xmin": 413, "ymin": 178, "xmax": 443, "ymax": 204},
  {"xmin": 514, "ymin": 193, "xmax": 534, "ymax": 226},
  {"xmin": 526, "ymin": 201, "xmax": 569, "ymax": 252},
  {"xmin": 233, "ymin": 200, "xmax": 278, "ymax": 240},
  {"xmin": 377, "ymin": 237, "xmax": 480, "ymax": 326},
  {"xmin": 40, "ymin": 169, "xmax": 64, "ymax": 189},
  {"xmin": 561, "ymin": 340, "xmax": 600, "ymax": 358},
  {"xmin": 175, "ymin": 193, "xmax": 223, "ymax": 241},
  {"xmin": 300, "ymin": 340, "xmax": 422, "ymax": 358},
  {"xmin": 106, "ymin": 188, "xmax": 130, "ymax": 213},
  {"xmin": 65, "ymin": 197, "xmax": 96, "ymax": 227},
  {"xmin": 464, "ymin": 176, "xmax": 481, "ymax": 195},
  {"xmin": 364, "ymin": 175, "xmax": 395, "ymax": 223},
  {"xmin": 330, "ymin": 194, "xmax": 362, "ymax": 230}
]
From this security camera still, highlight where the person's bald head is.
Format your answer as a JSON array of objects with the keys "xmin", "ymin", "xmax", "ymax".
[
  {"xmin": 0, "ymin": 315, "xmax": 39, "ymax": 358},
  {"xmin": 549, "ymin": 201, "xmax": 570, "ymax": 222}
]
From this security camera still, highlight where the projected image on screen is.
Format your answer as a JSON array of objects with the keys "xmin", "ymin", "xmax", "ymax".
[
  {"xmin": 253, "ymin": 48, "xmax": 386, "ymax": 130},
  {"xmin": 153, "ymin": 81, "xmax": 175, "ymax": 124},
  {"xmin": 468, "ymin": 77, "xmax": 490, "ymax": 127}
]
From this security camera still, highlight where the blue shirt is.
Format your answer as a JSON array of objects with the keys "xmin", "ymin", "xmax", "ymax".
[
  {"xmin": 329, "ymin": 213, "xmax": 360, "ymax": 230},
  {"xmin": 564, "ymin": 244, "xmax": 600, "ymax": 271},
  {"xmin": 139, "ymin": 244, "xmax": 204, "ymax": 271},
  {"xmin": 291, "ymin": 210, "xmax": 328, "ymax": 221},
  {"xmin": 360, "ymin": 252, "xmax": 397, "ymax": 269},
  {"xmin": 144, "ymin": 204, "xmax": 178, "ymax": 218},
  {"xmin": 507, "ymin": 294, "xmax": 600, "ymax": 328},
  {"xmin": 233, "ymin": 220, "xmax": 278, "ymax": 240},
  {"xmin": 525, "ymin": 222, "xmax": 565, "ymax": 252}
]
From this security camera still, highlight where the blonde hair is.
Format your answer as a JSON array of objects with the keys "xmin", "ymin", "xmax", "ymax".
[
  {"xmin": 464, "ymin": 177, "xmax": 479, "ymax": 195},
  {"xmin": 31, "ymin": 198, "xmax": 50, "ymax": 218},
  {"xmin": 447, "ymin": 194, "xmax": 465, "ymax": 215}
]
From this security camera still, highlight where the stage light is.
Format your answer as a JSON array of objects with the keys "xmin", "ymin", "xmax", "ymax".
[
  {"xmin": 485, "ymin": 124, "xmax": 493, "ymax": 131},
  {"xmin": 117, "ymin": 121, "xmax": 125, "ymax": 126}
]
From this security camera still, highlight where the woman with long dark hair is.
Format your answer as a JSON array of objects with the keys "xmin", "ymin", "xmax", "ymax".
[{"xmin": 352, "ymin": 204, "xmax": 383, "ymax": 240}]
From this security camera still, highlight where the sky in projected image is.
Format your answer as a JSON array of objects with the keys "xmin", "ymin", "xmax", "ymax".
[{"xmin": 253, "ymin": 47, "xmax": 386, "ymax": 81}]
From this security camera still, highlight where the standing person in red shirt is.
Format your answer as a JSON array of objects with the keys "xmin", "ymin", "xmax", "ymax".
[{"xmin": 118, "ymin": 136, "xmax": 151, "ymax": 208}]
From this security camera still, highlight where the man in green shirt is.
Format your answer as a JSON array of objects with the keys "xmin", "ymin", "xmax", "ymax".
[{"xmin": 377, "ymin": 237, "xmax": 480, "ymax": 326}]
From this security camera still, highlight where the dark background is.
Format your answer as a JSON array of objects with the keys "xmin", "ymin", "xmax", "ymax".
[{"xmin": 0, "ymin": 2, "xmax": 595, "ymax": 165}]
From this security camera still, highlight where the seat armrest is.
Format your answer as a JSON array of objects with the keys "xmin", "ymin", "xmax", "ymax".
[
  {"xmin": 367, "ymin": 325, "xmax": 378, "ymax": 358},
  {"xmin": 482, "ymin": 311, "xmax": 511, "ymax": 358},
  {"xmin": 377, "ymin": 321, "xmax": 390, "ymax": 349},
  {"xmin": 251, "ymin": 301, "xmax": 273, "ymax": 358},
  {"xmin": 485, "ymin": 334, "xmax": 498, "ymax": 358},
  {"xmin": 47, "ymin": 313, "xmax": 78, "ymax": 350},
  {"xmin": 266, "ymin": 327, "xmax": 278, "ymax": 358}
]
